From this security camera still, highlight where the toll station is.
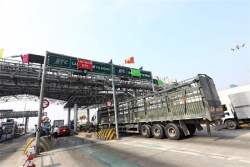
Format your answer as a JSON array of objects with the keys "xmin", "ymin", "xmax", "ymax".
[{"xmin": 0, "ymin": 51, "xmax": 163, "ymax": 134}]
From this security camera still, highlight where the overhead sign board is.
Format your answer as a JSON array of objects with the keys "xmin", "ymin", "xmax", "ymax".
[
  {"xmin": 92, "ymin": 61, "xmax": 112, "ymax": 74},
  {"xmin": 77, "ymin": 59, "xmax": 93, "ymax": 70},
  {"xmin": 153, "ymin": 79, "xmax": 158, "ymax": 85},
  {"xmin": 131, "ymin": 69, "xmax": 141, "ymax": 77},
  {"xmin": 73, "ymin": 71, "xmax": 88, "ymax": 76},
  {"xmin": 113, "ymin": 65, "xmax": 131, "ymax": 77},
  {"xmin": 47, "ymin": 52, "xmax": 77, "ymax": 70},
  {"xmin": 140, "ymin": 71, "xmax": 152, "ymax": 80}
]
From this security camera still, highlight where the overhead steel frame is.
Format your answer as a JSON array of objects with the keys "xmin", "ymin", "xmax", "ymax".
[{"xmin": 0, "ymin": 57, "xmax": 156, "ymax": 108}]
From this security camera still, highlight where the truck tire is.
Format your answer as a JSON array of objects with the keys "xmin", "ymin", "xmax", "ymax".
[
  {"xmin": 225, "ymin": 120, "xmax": 237, "ymax": 130},
  {"xmin": 187, "ymin": 124, "xmax": 196, "ymax": 135},
  {"xmin": 177, "ymin": 125, "xmax": 184, "ymax": 139},
  {"xmin": 141, "ymin": 124, "xmax": 152, "ymax": 138},
  {"xmin": 152, "ymin": 124, "xmax": 165, "ymax": 139},
  {"xmin": 165, "ymin": 123, "xmax": 182, "ymax": 140},
  {"xmin": 159, "ymin": 124, "xmax": 167, "ymax": 138}
]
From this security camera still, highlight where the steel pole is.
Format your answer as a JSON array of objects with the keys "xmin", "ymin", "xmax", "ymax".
[
  {"xmin": 111, "ymin": 65, "xmax": 119, "ymax": 139},
  {"xmin": 74, "ymin": 103, "xmax": 78, "ymax": 133},
  {"xmin": 151, "ymin": 72, "xmax": 155, "ymax": 92},
  {"xmin": 238, "ymin": 49, "xmax": 250, "ymax": 74},
  {"xmin": 108, "ymin": 108, "xmax": 110, "ymax": 128},
  {"xmin": 67, "ymin": 108, "xmax": 71, "ymax": 127},
  {"xmin": 35, "ymin": 52, "xmax": 48, "ymax": 155}
]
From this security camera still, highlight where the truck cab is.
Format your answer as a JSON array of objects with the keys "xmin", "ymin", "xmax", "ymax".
[{"xmin": 221, "ymin": 91, "xmax": 250, "ymax": 129}]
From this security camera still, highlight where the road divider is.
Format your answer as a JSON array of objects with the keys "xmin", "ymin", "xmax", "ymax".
[
  {"xmin": 92, "ymin": 128, "xmax": 116, "ymax": 140},
  {"xmin": 24, "ymin": 136, "xmax": 52, "ymax": 154}
]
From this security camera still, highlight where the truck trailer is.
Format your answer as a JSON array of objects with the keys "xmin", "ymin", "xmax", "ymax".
[
  {"xmin": 97, "ymin": 74, "xmax": 226, "ymax": 140},
  {"xmin": 53, "ymin": 120, "xmax": 64, "ymax": 127}
]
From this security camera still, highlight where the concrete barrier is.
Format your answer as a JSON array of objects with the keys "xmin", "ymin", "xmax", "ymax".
[
  {"xmin": 24, "ymin": 138, "xmax": 36, "ymax": 155},
  {"xmin": 93, "ymin": 128, "xmax": 116, "ymax": 140},
  {"xmin": 24, "ymin": 136, "xmax": 52, "ymax": 154}
]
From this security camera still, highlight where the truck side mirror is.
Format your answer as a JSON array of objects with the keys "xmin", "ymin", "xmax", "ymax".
[{"xmin": 224, "ymin": 112, "xmax": 230, "ymax": 116}]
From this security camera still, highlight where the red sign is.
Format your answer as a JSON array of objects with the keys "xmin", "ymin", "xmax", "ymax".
[
  {"xmin": 43, "ymin": 117, "xmax": 49, "ymax": 122},
  {"xmin": 43, "ymin": 99, "xmax": 50, "ymax": 109},
  {"xmin": 77, "ymin": 59, "xmax": 93, "ymax": 70},
  {"xmin": 106, "ymin": 100, "xmax": 112, "ymax": 108}
]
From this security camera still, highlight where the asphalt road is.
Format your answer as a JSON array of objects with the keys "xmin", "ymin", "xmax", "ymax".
[
  {"xmin": 0, "ymin": 128, "xmax": 249, "ymax": 167},
  {"xmin": 0, "ymin": 134, "xmax": 32, "ymax": 166}
]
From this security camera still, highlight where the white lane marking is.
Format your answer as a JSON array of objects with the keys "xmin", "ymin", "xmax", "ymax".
[
  {"xmin": 120, "ymin": 141, "xmax": 250, "ymax": 164},
  {"xmin": 210, "ymin": 155, "xmax": 225, "ymax": 159},
  {"xmin": 169, "ymin": 150, "xmax": 200, "ymax": 155},
  {"xmin": 240, "ymin": 160, "xmax": 250, "ymax": 164}
]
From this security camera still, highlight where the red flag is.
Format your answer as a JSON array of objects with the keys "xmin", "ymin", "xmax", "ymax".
[{"xmin": 125, "ymin": 57, "xmax": 134, "ymax": 64}]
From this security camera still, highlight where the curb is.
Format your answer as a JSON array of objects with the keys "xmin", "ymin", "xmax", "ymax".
[{"xmin": 0, "ymin": 134, "xmax": 26, "ymax": 143}]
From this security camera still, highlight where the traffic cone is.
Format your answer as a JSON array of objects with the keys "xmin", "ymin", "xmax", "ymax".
[
  {"xmin": 22, "ymin": 150, "xmax": 36, "ymax": 167},
  {"xmin": 31, "ymin": 142, "xmax": 36, "ymax": 152},
  {"xmin": 26, "ymin": 160, "xmax": 36, "ymax": 167}
]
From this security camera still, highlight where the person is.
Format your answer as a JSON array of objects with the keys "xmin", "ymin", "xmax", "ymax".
[
  {"xmin": 53, "ymin": 126, "xmax": 58, "ymax": 141},
  {"xmin": 41, "ymin": 125, "xmax": 48, "ymax": 136},
  {"xmin": 33, "ymin": 125, "xmax": 37, "ymax": 137}
]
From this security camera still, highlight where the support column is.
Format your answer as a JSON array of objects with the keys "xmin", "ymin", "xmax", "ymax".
[
  {"xmin": 24, "ymin": 117, "xmax": 29, "ymax": 133},
  {"xmin": 87, "ymin": 109, "xmax": 90, "ymax": 123},
  {"xmin": 67, "ymin": 108, "xmax": 71, "ymax": 127},
  {"xmin": 74, "ymin": 104, "xmax": 78, "ymax": 133},
  {"xmin": 111, "ymin": 65, "xmax": 119, "ymax": 140}
]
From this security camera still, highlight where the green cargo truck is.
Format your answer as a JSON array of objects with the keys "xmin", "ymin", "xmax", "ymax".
[{"xmin": 97, "ymin": 74, "xmax": 226, "ymax": 140}]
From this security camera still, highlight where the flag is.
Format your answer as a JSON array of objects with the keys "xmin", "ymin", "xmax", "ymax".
[
  {"xmin": 0, "ymin": 49, "xmax": 3, "ymax": 58},
  {"xmin": 139, "ymin": 66, "xmax": 143, "ymax": 70},
  {"xmin": 125, "ymin": 56, "xmax": 134, "ymax": 64},
  {"xmin": 108, "ymin": 59, "xmax": 113, "ymax": 65}
]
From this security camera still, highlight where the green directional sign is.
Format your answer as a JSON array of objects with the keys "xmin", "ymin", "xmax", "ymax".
[
  {"xmin": 47, "ymin": 52, "xmax": 77, "ymax": 70},
  {"xmin": 153, "ymin": 79, "xmax": 158, "ymax": 85},
  {"xmin": 141, "ymin": 71, "xmax": 152, "ymax": 80},
  {"xmin": 158, "ymin": 80, "xmax": 164, "ymax": 86},
  {"xmin": 92, "ymin": 61, "xmax": 112, "ymax": 74},
  {"xmin": 131, "ymin": 69, "xmax": 141, "ymax": 77}
]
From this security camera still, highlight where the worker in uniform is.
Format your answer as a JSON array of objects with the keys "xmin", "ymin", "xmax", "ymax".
[{"xmin": 53, "ymin": 126, "xmax": 58, "ymax": 141}]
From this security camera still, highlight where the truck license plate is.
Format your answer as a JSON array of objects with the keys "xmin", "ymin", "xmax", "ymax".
[{"xmin": 215, "ymin": 116, "xmax": 220, "ymax": 120}]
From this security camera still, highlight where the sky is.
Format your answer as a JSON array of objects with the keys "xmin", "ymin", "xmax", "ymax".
[{"xmin": 0, "ymin": 0, "xmax": 249, "ymax": 127}]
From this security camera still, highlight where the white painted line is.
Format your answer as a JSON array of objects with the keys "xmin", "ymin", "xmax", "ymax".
[
  {"xmin": 240, "ymin": 160, "xmax": 250, "ymax": 164},
  {"xmin": 169, "ymin": 149, "xmax": 200, "ymax": 155},
  {"xmin": 209, "ymin": 155, "xmax": 225, "ymax": 159}
]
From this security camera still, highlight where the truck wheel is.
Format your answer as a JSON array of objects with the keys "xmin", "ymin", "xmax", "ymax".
[
  {"xmin": 141, "ymin": 124, "xmax": 152, "ymax": 138},
  {"xmin": 177, "ymin": 125, "xmax": 184, "ymax": 139},
  {"xmin": 187, "ymin": 124, "xmax": 196, "ymax": 135},
  {"xmin": 159, "ymin": 124, "xmax": 166, "ymax": 138},
  {"xmin": 152, "ymin": 124, "xmax": 165, "ymax": 139},
  {"xmin": 225, "ymin": 120, "xmax": 237, "ymax": 130},
  {"xmin": 165, "ymin": 123, "xmax": 182, "ymax": 140}
]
